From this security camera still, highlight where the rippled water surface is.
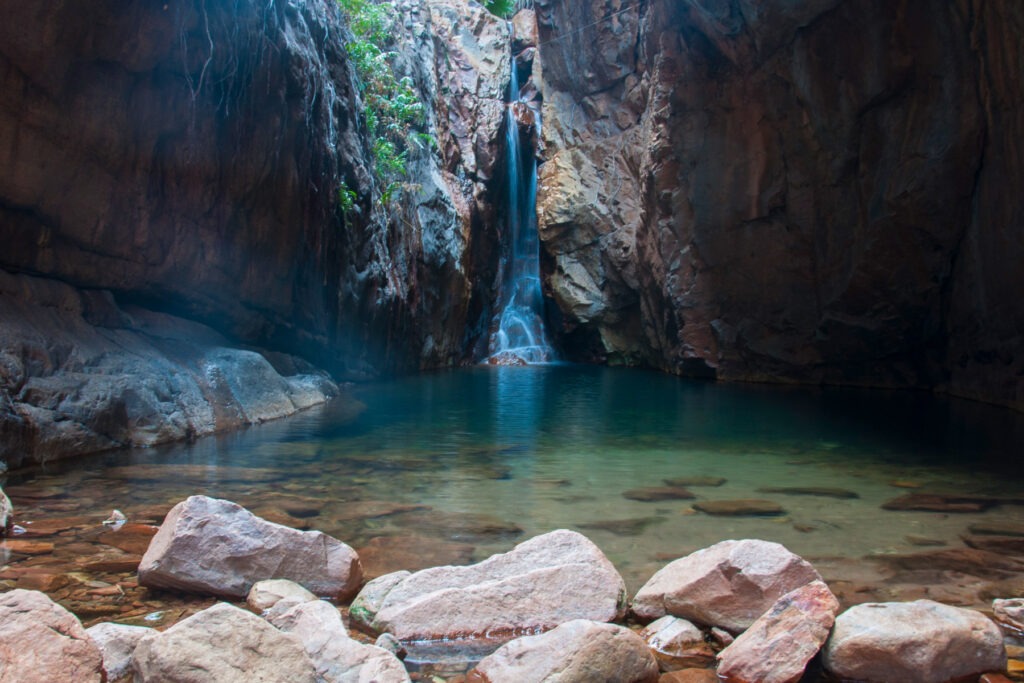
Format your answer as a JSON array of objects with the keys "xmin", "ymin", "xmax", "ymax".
[{"xmin": 5, "ymin": 366, "xmax": 1024, "ymax": 637}]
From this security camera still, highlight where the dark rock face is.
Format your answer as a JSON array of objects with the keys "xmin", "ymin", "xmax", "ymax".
[
  {"xmin": 0, "ymin": 0, "xmax": 501, "ymax": 383},
  {"xmin": 535, "ymin": 0, "xmax": 1024, "ymax": 409}
]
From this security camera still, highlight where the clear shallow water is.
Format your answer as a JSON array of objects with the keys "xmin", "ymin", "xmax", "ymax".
[{"xmin": 4, "ymin": 365, "xmax": 1024, "ymax": 623}]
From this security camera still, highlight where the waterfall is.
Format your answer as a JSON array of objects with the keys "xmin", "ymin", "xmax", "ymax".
[{"xmin": 486, "ymin": 60, "xmax": 555, "ymax": 365}]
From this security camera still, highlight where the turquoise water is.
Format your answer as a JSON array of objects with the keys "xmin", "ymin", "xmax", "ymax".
[{"xmin": 6, "ymin": 365, "xmax": 1024, "ymax": 603}]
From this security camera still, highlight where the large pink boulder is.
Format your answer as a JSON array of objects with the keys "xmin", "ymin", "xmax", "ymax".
[
  {"xmin": 132, "ymin": 602, "xmax": 317, "ymax": 682},
  {"xmin": 822, "ymin": 600, "xmax": 1006, "ymax": 683},
  {"xmin": 0, "ymin": 589, "xmax": 104, "ymax": 683},
  {"xmin": 632, "ymin": 539, "xmax": 822, "ymax": 633},
  {"xmin": 467, "ymin": 619, "xmax": 659, "ymax": 682},
  {"xmin": 351, "ymin": 529, "xmax": 627, "ymax": 642},
  {"xmin": 717, "ymin": 580, "xmax": 839, "ymax": 683},
  {"xmin": 138, "ymin": 495, "xmax": 362, "ymax": 599}
]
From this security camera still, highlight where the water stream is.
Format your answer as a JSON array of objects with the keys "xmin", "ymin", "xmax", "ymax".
[{"xmin": 487, "ymin": 61, "xmax": 555, "ymax": 364}]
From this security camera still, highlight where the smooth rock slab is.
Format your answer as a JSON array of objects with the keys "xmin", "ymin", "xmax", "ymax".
[
  {"xmin": 138, "ymin": 495, "xmax": 362, "ymax": 599},
  {"xmin": 0, "ymin": 589, "xmax": 104, "ymax": 683},
  {"xmin": 641, "ymin": 615, "xmax": 715, "ymax": 671},
  {"xmin": 267, "ymin": 599, "xmax": 410, "ymax": 682},
  {"xmin": 633, "ymin": 539, "xmax": 822, "ymax": 633},
  {"xmin": 717, "ymin": 580, "xmax": 839, "ymax": 683},
  {"xmin": 623, "ymin": 486, "xmax": 696, "ymax": 502},
  {"xmin": 86, "ymin": 622, "xmax": 153, "ymax": 680},
  {"xmin": 467, "ymin": 619, "xmax": 659, "ymax": 683},
  {"xmin": 132, "ymin": 602, "xmax": 317, "ymax": 682},
  {"xmin": 822, "ymin": 600, "xmax": 1006, "ymax": 683},
  {"xmin": 351, "ymin": 529, "xmax": 627, "ymax": 642},
  {"xmin": 247, "ymin": 578, "xmax": 317, "ymax": 612}
]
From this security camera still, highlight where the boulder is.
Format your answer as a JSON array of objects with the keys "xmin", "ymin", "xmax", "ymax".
[
  {"xmin": 351, "ymin": 529, "xmax": 627, "ymax": 642},
  {"xmin": 266, "ymin": 599, "xmax": 410, "ymax": 682},
  {"xmin": 132, "ymin": 602, "xmax": 317, "ymax": 682},
  {"xmin": 632, "ymin": 539, "xmax": 822, "ymax": 633},
  {"xmin": 0, "ymin": 486, "xmax": 10, "ymax": 534},
  {"xmin": 86, "ymin": 622, "xmax": 153, "ymax": 681},
  {"xmin": 716, "ymin": 580, "xmax": 839, "ymax": 683},
  {"xmin": 0, "ymin": 589, "xmax": 104, "ymax": 683},
  {"xmin": 822, "ymin": 600, "xmax": 1006, "ymax": 683},
  {"xmin": 640, "ymin": 616, "xmax": 715, "ymax": 671},
  {"xmin": 993, "ymin": 597, "xmax": 1024, "ymax": 633},
  {"xmin": 247, "ymin": 578, "xmax": 317, "ymax": 613},
  {"xmin": 138, "ymin": 495, "xmax": 362, "ymax": 599},
  {"xmin": 467, "ymin": 619, "xmax": 659, "ymax": 683}
]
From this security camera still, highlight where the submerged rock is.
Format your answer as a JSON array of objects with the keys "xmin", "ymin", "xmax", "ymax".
[
  {"xmin": 640, "ymin": 615, "xmax": 715, "ymax": 671},
  {"xmin": 467, "ymin": 619, "xmax": 659, "ymax": 683},
  {"xmin": 881, "ymin": 493, "xmax": 1001, "ymax": 512},
  {"xmin": 0, "ymin": 589, "xmax": 104, "ymax": 683},
  {"xmin": 132, "ymin": 602, "xmax": 317, "ymax": 683},
  {"xmin": 716, "ymin": 580, "xmax": 839, "ymax": 683},
  {"xmin": 138, "ymin": 495, "xmax": 362, "ymax": 599},
  {"xmin": 970, "ymin": 521, "xmax": 1024, "ymax": 537},
  {"xmin": 663, "ymin": 476, "xmax": 727, "ymax": 487},
  {"xmin": 756, "ymin": 486, "xmax": 859, "ymax": 499},
  {"xmin": 266, "ymin": 599, "xmax": 410, "ymax": 683},
  {"xmin": 351, "ymin": 529, "xmax": 627, "ymax": 642},
  {"xmin": 356, "ymin": 535, "xmax": 475, "ymax": 579},
  {"xmin": 692, "ymin": 499, "xmax": 785, "ymax": 517},
  {"xmin": 822, "ymin": 600, "xmax": 1006, "ymax": 683},
  {"xmin": 632, "ymin": 539, "xmax": 822, "ymax": 633},
  {"xmin": 623, "ymin": 486, "xmax": 696, "ymax": 502},
  {"xmin": 86, "ymin": 622, "xmax": 153, "ymax": 681}
]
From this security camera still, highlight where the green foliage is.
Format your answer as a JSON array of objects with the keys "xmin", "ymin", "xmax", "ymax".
[
  {"xmin": 337, "ymin": 0, "xmax": 435, "ymax": 214},
  {"xmin": 483, "ymin": 0, "xmax": 515, "ymax": 18},
  {"xmin": 337, "ymin": 181, "xmax": 357, "ymax": 217}
]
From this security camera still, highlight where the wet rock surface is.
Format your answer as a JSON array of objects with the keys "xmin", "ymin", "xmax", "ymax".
[
  {"xmin": 468, "ymin": 619, "xmax": 659, "ymax": 683},
  {"xmin": 351, "ymin": 529, "xmax": 627, "ymax": 642},
  {"xmin": 0, "ymin": 589, "xmax": 105, "ymax": 683},
  {"xmin": 138, "ymin": 495, "xmax": 362, "ymax": 599},
  {"xmin": 633, "ymin": 539, "xmax": 822, "ymax": 633},
  {"xmin": 640, "ymin": 615, "xmax": 715, "ymax": 671},
  {"xmin": 822, "ymin": 600, "xmax": 1006, "ymax": 683}
]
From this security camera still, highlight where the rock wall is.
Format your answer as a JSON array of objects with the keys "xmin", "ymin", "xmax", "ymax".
[
  {"xmin": 534, "ymin": 0, "xmax": 1024, "ymax": 409},
  {"xmin": 0, "ymin": 0, "xmax": 506, "ymax": 381}
]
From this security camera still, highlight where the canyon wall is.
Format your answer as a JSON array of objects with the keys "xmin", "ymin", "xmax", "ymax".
[
  {"xmin": 0, "ymin": 0, "xmax": 509, "ymax": 465},
  {"xmin": 535, "ymin": 0, "xmax": 1024, "ymax": 410}
]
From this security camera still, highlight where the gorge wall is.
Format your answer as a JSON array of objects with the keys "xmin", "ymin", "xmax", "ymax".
[
  {"xmin": 0, "ymin": 0, "xmax": 509, "ymax": 465},
  {"xmin": 534, "ymin": 0, "xmax": 1024, "ymax": 410}
]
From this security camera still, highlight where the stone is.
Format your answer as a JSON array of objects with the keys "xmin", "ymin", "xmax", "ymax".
[
  {"xmin": 351, "ymin": 529, "xmax": 627, "ymax": 642},
  {"xmin": 822, "ymin": 600, "xmax": 1006, "ymax": 683},
  {"xmin": 391, "ymin": 510, "xmax": 524, "ymax": 542},
  {"xmin": 623, "ymin": 486, "xmax": 696, "ymax": 502},
  {"xmin": 266, "ymin": 599, "xmax": 410, "ymax": 682},
  {"xmin": 871, "ymin": 547, "xmax": 1024, "ymax": 579},
  {"xmin": 356, "ymin": 535, "xmax": 475, "ymax": 579},
  {"xmin": 0, "ymin": 589, "xmax": 104, "ymax": 682},
  {"xmin": 576, "ymin": 517, "xmax": 665, "ymax": 536},
  {"xmin": 97, "ymin": 523, "xmax": 160, "ymax": 554},
  {"xmin": 640, "ymin": 615, "xmax": 715, "ymax": 671},
  {"xmin": 658, "ymin": 671, "xmax": 719, "ymax": 683},
  {"xmin": 663, "ymin": 477, "xmax": 726, "ymax": 487},
  {"xmin": 716, "ymin": 580, "xmax": 839, "ymax": 683},
  {"xmin": 86, "ymin": 622, "xmax": 153, "ymax": 681},
  {"xmin": 881, "ymin": 493, "xmax": 1000, "ymax": 512},
  {"xmin": 0, "ymin": 486, "xmax": 10, "ymax": 534},
  {"xmin": 467, "ymin": 619, "xmax": 659, "ymax": 683},
  {"xmin": 246, "ymin": 578, "xmax": 318, "ymax": 613},
  {"xmin": 632, "ymin": 539, "xmax": 822, "ymax": 633},
  {"xmin": 970, "ymin": 521, "xmax": 1024, "ymax": 537},
  {"xmin": 962, "ymin": 535, "xmax": 1024, "ymax": 554},
  {"xmin": 691, "ymin": 500, "xmax": 785, "ymax": 517},
  {"xmin": 993, "ymin": 598, "xmax": 1024, "ymax": 633},
  {"xmin": 138, "ymin": 495, "xmax": 362, "ymax": 599},
  {"xmin": 755, "ymin": 487, "xmax": 859, "ymax": 499},
  {"xmin": 1, "ymin": 539, "xmax": 55, "ymax": 555},
  {"xmin": 132, "ymin": 602, "xmax": 317, "ymax": 682}
]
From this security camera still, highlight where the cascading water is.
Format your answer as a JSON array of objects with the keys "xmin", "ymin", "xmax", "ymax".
[{"xmin": 487, "ymin": 59, "xmax": 555, "ymax": 365}]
